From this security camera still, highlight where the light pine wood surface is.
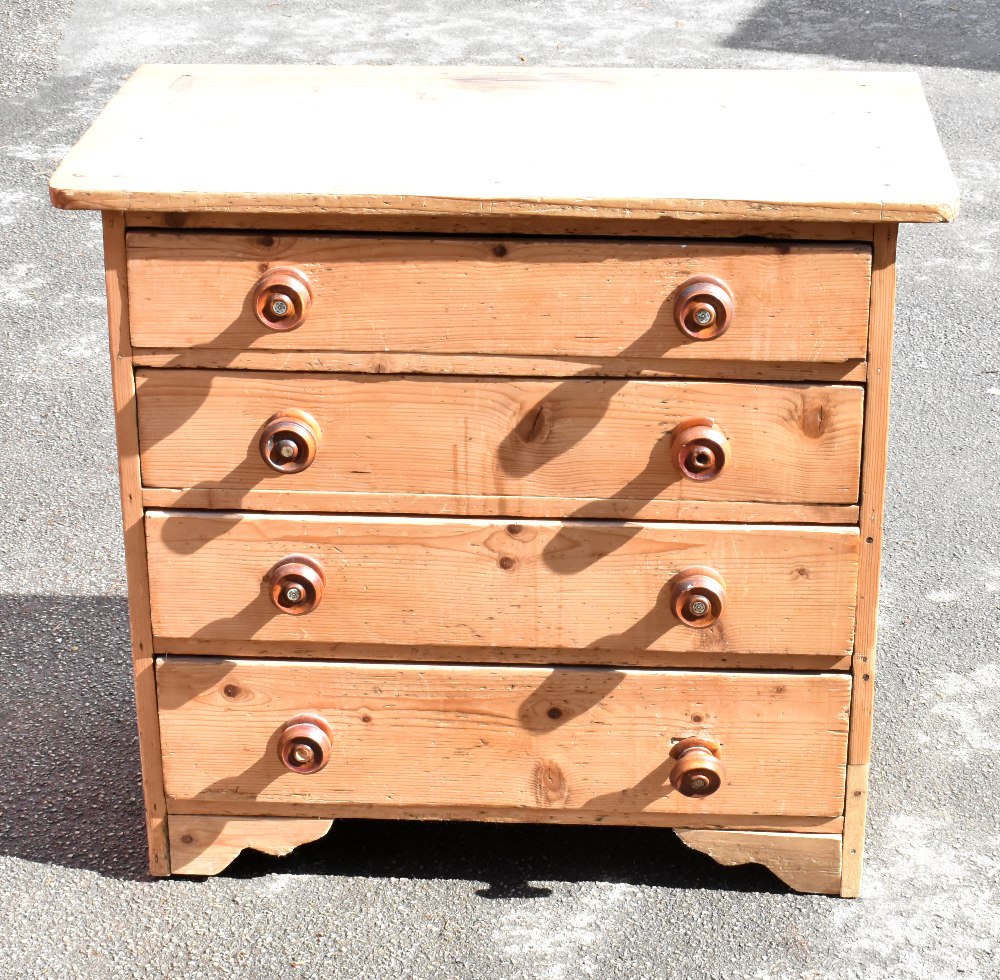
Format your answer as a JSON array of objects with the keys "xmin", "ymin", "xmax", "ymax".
[
  {"xmin": 849, "ymin": 225, "xmax": 898, "ymax": 766},
  {"xmin": 840, "ymin": 763, "xmax": 870, "ymax": 898},
  {"xmin": 144, "ymin": 512, "xmax": 860, "ymax": 663},
  {"xmin": 135, "ymin": 371, "xmax": 865, "ymax": 515},
  {"xmin": 841, "ymin": 223, "xmax": 899, "ymax": 895},
  {"xmin": 675, "ymin": 830, "xmax": 843, "ymax": 894},
  {"xmin": 101, "ymin": 213, "xmax": 171, "ymax": 875},
  {"xmin": 156, "ymin": 658, "xmax": 851, "ymax": 817},
  {"xmin": 123, "ymin": 211, "xmax": 879, "ymax": 241},
  {"xmin": 138, "ymin": 488, "xmax": 859, "ymax": 528},
  {"xmin": 168, "ymin": 815, "xmax": 333, "ymax": 875},
  {"xmin": 130, "ymin": 349, "xmax": 868, "ymax": 384},
  {"xmin": 169, "ymin": 801, "xmax": 843, "ymax": 834},
  {"xmin": 125, "ymin": 233, "xmax": 872, "ymax": 363},
  {"xmin": 50, "ymin": 66, "xmax": 958, "ymax": 221},
  {"xmin": 167, "ymin": 814, "xmax": 845, "ymax": 877}
]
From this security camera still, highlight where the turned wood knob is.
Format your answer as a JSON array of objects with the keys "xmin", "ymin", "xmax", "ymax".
[
  {"xmin": 253, "ymin": 267, "xmax": 313, "ymax": 331},
  {"xmin": 668, "ymin": 566, "xmax": 726, "ymax": 628},
  {"xmin": 669, "ymin": 736, "xmax": 725, "ymax": 798},
  {"xmin": 277, "ymin": 713, "xmax": 333, "ymax": 774},
  {"xmin": 671, "ymin": 417, "xmax": 731, "ymax": 481},
  {"xmin": 674, "ymin": 276, "xmax": 734, "ymax": 341},
  {"xmin": 260, "ymin": 409, "xmax": 321, "ymax": 473},
  {"xmin": 268, "ymin": 555, "xmax": 325, "ymax": 615}
]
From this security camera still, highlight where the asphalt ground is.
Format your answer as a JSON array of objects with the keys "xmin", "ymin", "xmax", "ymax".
[{"xmin": 0, "ymin": 2, "xmax": 997, "ymax": 977}]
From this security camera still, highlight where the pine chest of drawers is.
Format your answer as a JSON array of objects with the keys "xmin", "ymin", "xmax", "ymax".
[{"xmin": 50, "ymin": 65, "xmax": 957, "ymax": 895}]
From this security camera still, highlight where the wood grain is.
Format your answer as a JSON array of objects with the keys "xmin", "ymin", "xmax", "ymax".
[
  {"xmin": 168, "ymin": 801, "xmax": 843, "ymax": 834},
  {"xmin": 50, "ymin": 66, "xmax": 958, "ymax": 222},
  {"xmin": 140, "ymin": 636, "xmax": 853, "ymax": 673},
  {"xmin": 168, "ymin": 815, "xmax": 332, "ymax": 875},
  {"xmin": 101, "ymin": 213, "xmax": 170, "ymax": 875},
  {"xmin": 849, "ymin": 224, "xmax": 897, "ymax": 765},
  {"xmin": 675, "ymin": 830, "xmax": 843, "ymax": 895},
  {"xmin": 841, "ymin": 224, "xmax": 899, "ymax": 897},
  {"xmin": 144, "ymin": 513, "xmax": 860, "ymax": 663},
  {"xmin": 123, "ymin": 211, "xmax": 878, "ymax": 241},
  {"xmin": 135, "ymin": 371, "xmax": 865, "ymax": 516},
  {"xmin": 840, "ymin": 763, "xmax": 870, "ymax": 898},
  {"xmin": 125, "ymin": 233, "xmax": 872, "ymax": 363},
  {"xmin": 139, "ymin": 487, "xmax": 859, "ymax": 527},
  {"xmin": 131, "ymin": 348, "xmax": 868, "ymax": 383},
  {"xmin": 156, "ymin": 658, "xmax": 852, "ymax": 817}
]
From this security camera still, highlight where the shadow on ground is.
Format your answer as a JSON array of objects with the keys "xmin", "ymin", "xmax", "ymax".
[
  {"xmin": 725, "ymin": 0, "xmax": 1000, "ymax": 71},
  {"xmin": 0, "ymin": 594, "xmax": 783, "ymax": 894}
]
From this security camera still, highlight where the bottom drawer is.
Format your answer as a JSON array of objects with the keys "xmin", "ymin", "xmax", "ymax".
[{"xmin": 157, "ymin": 658, "xmax": 850, "ymax": 819}]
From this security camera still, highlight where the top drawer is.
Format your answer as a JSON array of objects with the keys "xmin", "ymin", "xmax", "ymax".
[{"xmin": 125, "ymin": 233, "xmax": 871, "ymax": 365}]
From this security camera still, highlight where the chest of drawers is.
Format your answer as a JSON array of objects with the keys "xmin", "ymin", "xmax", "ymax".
[{"xmin": 50, "ymin": 65, "xmax": 957, "ymax": 896}]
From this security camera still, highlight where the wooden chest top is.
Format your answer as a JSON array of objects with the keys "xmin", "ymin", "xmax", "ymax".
[{"xmin": 49, "ymin": 64, "xmax": 958, "ymax": 222}]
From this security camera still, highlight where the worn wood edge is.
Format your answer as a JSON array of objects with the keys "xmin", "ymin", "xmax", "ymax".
[
  {"xmin": 142, "ymin": 511, "xmax": 862, "ymax": 534},
  {"xmin": 850, "ymin": 224, "xmax": 897, "ymax": 765},
  {"xmin": 675, "ymin": 829, "xmax": 843, "ymax": 895},
  {"xmin": 167, "ymin": 815, "xmax": 333, "ymax": 875},
  {"xmin": 129, "ymin": 349, "xmax": 868, "ymax": 382},
  {"xmin": 121, "ymin": 211, "xmax": 879, "ymax": 240},
  {"xmin": 164, "ymin": 801, "xmax": 842, "ymax": 834},
  {"xmin": 840, "ymin": 763, "xmax": 870, "ymax": 897},
  {"xmin": 50, "ymin": 183, "xmax": 956, "ymax": 222},
  {"xmin": 102, "ymin": 211, "xmax": 171, "ymax": 875},
  {"xmin": 149, "ymin": 636, "xmax": 852, "ymax": 672},
  {"xmin": 137, "ymin": 488, "xmax": 860, "ymax": 525}
]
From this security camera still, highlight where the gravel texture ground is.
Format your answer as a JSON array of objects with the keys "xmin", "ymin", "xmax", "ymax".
[{"xmin": 0, "ymin": 2, "xmax": 997, "ymax": 978}]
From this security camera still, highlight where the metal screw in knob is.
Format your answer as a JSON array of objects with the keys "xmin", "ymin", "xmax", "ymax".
[
  {"xmin": 273, "ymin": 438, "xmax": 298, "ymax": 460},
  {"xmin": 668, "ymin": 566, "xmax": 726, "ymax": 629},
  {"xmin": 269, "ymin": 295, "xmax": 291, "ymax": 318},
  {"xmin": 268, "ymin": 555, "xmax": 326, "ymax": 616},
  {"xmin": 259, "ymin": 409, "xmax": 321, "ymax": 474},
  {"xmin": 277, "ymin": 714, "xmax": 333, "ymax": 775},
  {"xmin": 669, "ymin": 737, "xmax": 725, "ymax": 798},
  {"xmin": 688, "ymin": 596, "xmax": 710, "ymax": 618},
  {"xmin": 673, "ymin": 275, "xmax": 734, "ymax": 341},
  {"xmin": 252, "ymin": 267, "xmax": 313, "ymax": 332}
]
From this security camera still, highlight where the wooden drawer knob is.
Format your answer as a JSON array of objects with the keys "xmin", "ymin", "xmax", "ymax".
[
  {"xmin": 253, "ymin": 267, "xmax": 313, "ymax": 331},
  {"xmin": 669, "ymin": 566, "xmax": 726, "ymax": 628},
  {"xmin": 277, "ymin": 713, "xmax": 333, "ymax": 774},
  {"xmin": 260, "ymin": 409, "xmax": 321, "ymax": 473},
  {"xmin": 669, "ymin": 736, "xmax": 725, "ymax": 798},
  {"xmin": 671, "ymin": 417, "xmax": 730, "ymax": 481},
  {"xmin": 674, "ymin": 276, "xmax": 734, "ymax": 340},
  {"xmin": 268, "ymin": 555, "xmax": 325, "ymax": 615}
]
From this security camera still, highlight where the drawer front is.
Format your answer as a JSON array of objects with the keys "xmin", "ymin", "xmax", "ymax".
[
  {"xmin": 126, "ymin": 233, "xmax": 871, "ymax": 363},
  {"xmin": 135, "ymin": 371, "xmax": 864, "ymax": 517},
  {"xmin": 145, "ymin": 512, "xmax": 859, "ymax": 666},
  {"xmin": 157, "ymin": 658, "xmax": 851, "ymax": 817}
]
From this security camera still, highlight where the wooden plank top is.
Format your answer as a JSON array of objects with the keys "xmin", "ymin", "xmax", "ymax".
[{"xmin": 50, "ymin": 65, "xmax": 958, "ymax": 222}]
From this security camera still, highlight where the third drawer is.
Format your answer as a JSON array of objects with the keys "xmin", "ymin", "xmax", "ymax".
[{"xmin": 145, "ymin": 511, "xmax": 859, "ymax": 669}]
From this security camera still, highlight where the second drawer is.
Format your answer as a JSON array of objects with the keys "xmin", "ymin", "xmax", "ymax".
[
  {"xmin": 135, "ymin": 370, "xmax": 864, "ymax": 522},
  {"xmin": 145, "ymin": 512, "xmax": 859, "ymax": 668}
]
